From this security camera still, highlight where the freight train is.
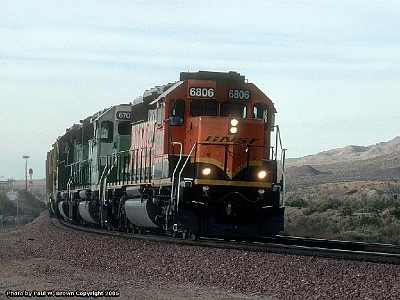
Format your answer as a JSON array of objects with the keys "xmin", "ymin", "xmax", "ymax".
[{"xmin": 46, "ymin": 71, "xmax": 286, "ymax": 238}]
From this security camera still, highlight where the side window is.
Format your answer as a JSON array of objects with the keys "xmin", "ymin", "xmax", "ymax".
[
  {"xmin": 190, "ymin": 100, "xmax": 217, "ymax": 116},
  {"xmin": 147, "ymin": 108, "xmax": 156, "ymax": 122},
  {"xmin": 156, "ymin": 106, "xmax": 164, "ymax": 128},
  {"xmin": 169, "ymin": 99, "xmax": 184, "ymax": 126},
  {"xmin": 220, "ymin": 102, "xmax": 247, "ymax": 118},
  {"xmin": 100, "ymin": 121, "xmax": 113, "ymax": 143},
  {"xmin": 253, "ymin": 103, "xmax": 268, "ymax": 122}
]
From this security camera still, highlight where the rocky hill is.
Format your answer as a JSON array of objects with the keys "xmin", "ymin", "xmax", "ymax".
[{"xmin": 285, "ymin": 136, "xmax": 400, "ymax": 186}]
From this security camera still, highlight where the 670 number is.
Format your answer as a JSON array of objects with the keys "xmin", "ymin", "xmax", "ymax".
[{"xmin": 189, "ymin": 87, "xmax": 215, "ymax": 98}]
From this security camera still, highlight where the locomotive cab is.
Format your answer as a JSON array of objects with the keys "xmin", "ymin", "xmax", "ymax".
[{"xmin": 135, "ymin": 71, "xmax": 286, "ymax": 237}]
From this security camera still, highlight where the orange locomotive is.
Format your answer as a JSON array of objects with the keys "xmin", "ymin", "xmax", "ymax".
[{"xmin": 47, "ymin": 71, "xmax": 286, "ymax": 237}]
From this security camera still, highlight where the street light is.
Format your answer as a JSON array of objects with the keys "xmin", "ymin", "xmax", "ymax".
[{"xmin": 23, "ymin": 155, "xmax": 29, "ymax": 191}]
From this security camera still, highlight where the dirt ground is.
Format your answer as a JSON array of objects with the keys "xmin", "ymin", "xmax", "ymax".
[
  {"xmin": 2, "ymin": 212, "xmax": 399, "ymax": 300},
  {"xmin": 0, "ymin": 214, "xmax": 273, "ymax": 300}
]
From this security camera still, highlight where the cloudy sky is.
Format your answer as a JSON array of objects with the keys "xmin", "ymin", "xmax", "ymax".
[{"xmin": 1, "ymin": 0, "xmax": 399, "ymax": 180}]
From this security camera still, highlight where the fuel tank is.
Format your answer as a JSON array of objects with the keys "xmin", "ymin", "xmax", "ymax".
[
  {"xmin": 78, "ymin": 201, "xmax": 100, "ymax": 224},
  {"xmin": 58, "ymin": 201, "xmax": 69, "ymax": 219},
  {"xmin": 124, "ymin": 198, "xmax": 163, "ymax": 228}
]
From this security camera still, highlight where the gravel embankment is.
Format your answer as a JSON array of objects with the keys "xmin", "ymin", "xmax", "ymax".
[{"xmin": 1, "ymin": 212, "xmax": 400, "ymax": 299}]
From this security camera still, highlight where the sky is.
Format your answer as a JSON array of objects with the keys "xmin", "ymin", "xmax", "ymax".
[{"xmin": 1, "ymin": 0, "xmax": 399, "ymax": 180}]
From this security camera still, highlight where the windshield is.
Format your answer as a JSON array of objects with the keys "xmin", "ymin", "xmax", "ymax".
[{"xmin": 220, "ymin": 102, "xmax": 247, "ymax": 118}]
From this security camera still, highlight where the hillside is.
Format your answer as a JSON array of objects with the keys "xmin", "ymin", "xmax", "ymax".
[{"xmin": 285, "ymin": 136, "xmax": 400, "ymax": 186}]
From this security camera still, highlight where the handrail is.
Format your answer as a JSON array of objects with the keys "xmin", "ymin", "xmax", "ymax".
[
  {"xmin": 98, "ymin": 156, "xmax": 108, "ymax": 185},
  {"xmin": 100, "ymin": 154, "xmax": 117, "ymax": 225},
  {"xmin": 176, "ymin": 143, "xmax": 198, "ymax": 211},
  {"xmin": 273, "ymin": 125, "xmax": 286, "ymax": 207},
  {"xmin": 66, "ymin": 178, "xmax": 72, "ymax": 221},
  {"xmin": 170, "ymin": 142, "xmax": 183, "ymax": 202}
]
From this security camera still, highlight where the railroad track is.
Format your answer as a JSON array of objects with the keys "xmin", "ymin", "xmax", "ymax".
[{"xmin": 53, "ymin": 217, "xmax": 400, "ymax": 265}]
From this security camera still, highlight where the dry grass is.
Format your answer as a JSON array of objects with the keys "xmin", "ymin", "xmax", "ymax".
[{"xmin": 283, "ymin": 180, "xmax": 400, "ymax": 244}]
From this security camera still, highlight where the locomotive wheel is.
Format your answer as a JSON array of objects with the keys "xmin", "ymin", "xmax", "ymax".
[
  {"xmin": 186, "ymin": 232, "xmax": 198, "ymax": 240},
  {"xmin": 172, "ymin": 231, "xmax": 180, "ymax": 238},
  {"xmin": 180, "ymin": 230, "xmax": 198, "ymax": 240},
  {"xmin": 125, "ymin": 219, "xmax": 132, "ymax": 233}
]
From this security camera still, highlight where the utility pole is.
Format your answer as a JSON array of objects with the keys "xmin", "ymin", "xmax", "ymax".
[{"xmin": 23, "ymin": 155, "xmax": 29, "ymax": 191}]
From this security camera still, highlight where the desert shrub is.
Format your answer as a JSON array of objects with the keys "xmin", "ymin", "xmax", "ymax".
[
  {"xmin": 354, "ymin": 215, "xmax": 382, "ymax": 227},
  {"xmin": 0, "ymin": 192, "xmax": 16, "ymax": 215},
  {"xmin": 18, "ymin": 190, "xmax": 45, "ymax": 209},
  {"xmin": 370, "ymin": 199, "xmax": 396, "ymax": 212},
  {"xmin": 343, "ymin": 230, "xmax": 384, "ymax": 243},
  {"xmin": 288, "ymin": 215, "xmax": 341, "ymax": 238},
  {"xmin": 377, "ymin": 221, "xmax": 400, "ymax": 244},
  {"xmin": 339, "ymin": 206, "xmax": 353, "ymax": 216},
  {"xmin": 315, "ymin": 202, "xmax": 330, "ymax": 213},
  {"xmin": 391, "ymin": 206, "xmax": 400, "ymax": 219},
  {"xmin": 287, "ymin": 197, "xmax": 308, "ymax": 208},
  {"xmin": 342, "ymin": 214, "xmax": 389, "ymax": 241},
  {"xmin": 303, "ymin": 206, "xmax": 316, "ymax": 215},
  {"xmin": 284, "ymin": 180, "xmax": 400, "ymax": 244},
  {"xmin": 357, "ymin": 206, "xmax": 378, "ymax": 213}
]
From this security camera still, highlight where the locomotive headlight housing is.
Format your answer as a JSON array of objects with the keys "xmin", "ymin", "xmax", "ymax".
[
  {"xmin": 257, "ymin": 170, "xmax": 267, "ymax": 179},
  {"xmin": 202, "ymin": 167, "xmax": 211, "ymax": 175},
  {"xmin": 230, "ymin": 119, "xmax": 239, "ymax": 126},
  {"xmin": 229, "ymin": 118, "xmax": 239, "ymax": 134}
]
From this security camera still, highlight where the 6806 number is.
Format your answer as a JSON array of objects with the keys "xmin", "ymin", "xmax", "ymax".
[
  {"xmin": 189, "ymin": 87, "xmax": 215, "ymax": 98},
  {"xmin": 228, "ymin": 89, "xmax": 251, "ymax": 100}
]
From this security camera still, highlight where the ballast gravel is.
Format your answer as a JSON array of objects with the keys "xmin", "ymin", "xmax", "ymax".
[{"xmin": 1, "ymin": 212, "xmax": 399, "ymax": 300}]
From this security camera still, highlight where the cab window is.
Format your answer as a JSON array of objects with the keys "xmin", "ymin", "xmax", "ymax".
[
  {"xmin": 190, "ymin": 100, "xmax": 217, "ymax": 116},
  {"xmin": 220, "ymin": 102, "xmax": 247, "ymax": 118},
  {"xmin": 118, "ymin": 121, "xmax": 131, "ymax": 135},
  {"xmin": 169, "ymin": 98, "xmax": 184, "ymax": 126},
  {"xmin": 253, "ymin": 103, "xmax": 268, "ymax": 122},
  {"xmin": 100, "ymin": 121, "xmax": 113, "ymax": 143}
]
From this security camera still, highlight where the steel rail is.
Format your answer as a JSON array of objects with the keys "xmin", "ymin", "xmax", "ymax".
[{"xmin": 52, "ymin": 217, "xmax": 400, "ymax": 265}]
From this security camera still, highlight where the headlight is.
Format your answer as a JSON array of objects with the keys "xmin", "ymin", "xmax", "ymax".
[
  {"xmin": 229, "ymin": 118, "xmax": 238, "ymax": 134},
  {"xmin": 257, "ymin": 170, "xmax": 267, "ymax": 179},
  {"xmin": 230, "ymin": 127, "xmax": 238, "ymax": 134},
  {"xmin": 202, "ymin": 167, "xmax": 211, "ymax": 175}
]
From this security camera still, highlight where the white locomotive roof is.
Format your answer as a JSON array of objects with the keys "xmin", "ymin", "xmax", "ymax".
[{"xmin": 149, "ymin": 81, "xmax": 184, "ymax": 105}]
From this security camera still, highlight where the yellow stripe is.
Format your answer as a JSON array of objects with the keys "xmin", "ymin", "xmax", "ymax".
[
  {"xmin": 192, "ymin": 158, "xmax": 263, "ymax": 178},
  {"xmin": 194, "ymin": 179, "xmax": 272, "ymax": 188},
  {"xmin": 193, "ymin": 157, "xmax": 224, "ymax": 168}
]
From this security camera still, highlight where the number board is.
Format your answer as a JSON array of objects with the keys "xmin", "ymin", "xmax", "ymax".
[
  {"xmin": 228, "ymin": 89, "xmax": 251, "ymax": 100},
  {"xmin": 188, "ymin": 87, "xmax": 216, "ymax": 98},
  {"xmin": 116, "ymin": 111, "xmax": 131, "ymax": 120}
]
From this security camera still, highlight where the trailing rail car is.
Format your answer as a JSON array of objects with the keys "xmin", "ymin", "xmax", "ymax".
[{"xmin": 46, "ymin": 71, "xmax": 286, "ymax": 237}]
